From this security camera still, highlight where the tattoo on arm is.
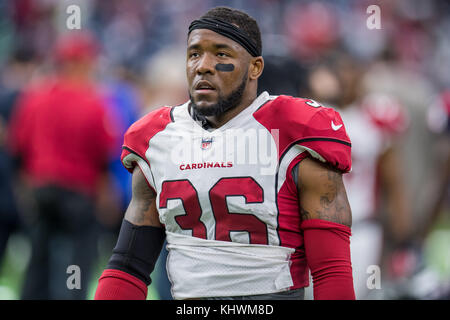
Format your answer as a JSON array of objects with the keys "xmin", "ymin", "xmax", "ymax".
[
  {"xmin": 300, "ymin": 206, "xmax": 312, "ymax": 221},
  {"xmin": 315, "ymin": 169, "xmax": 352, "ymax": 227},
  {"xmin": 299, "ymin": 159, "xmax": 352, "ymax": 228}
]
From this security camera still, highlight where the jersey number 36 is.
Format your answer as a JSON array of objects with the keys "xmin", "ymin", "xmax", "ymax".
[{"xmin": 159, "ymin": 177, "xmax": 269, "ymax": 244}]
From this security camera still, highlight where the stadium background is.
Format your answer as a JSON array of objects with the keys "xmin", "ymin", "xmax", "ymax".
[{"xmin": 0, "ymin": 0, "xmax": 449, "ymax": 300}]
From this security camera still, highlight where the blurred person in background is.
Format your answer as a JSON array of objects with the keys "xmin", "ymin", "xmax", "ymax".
[
  {"xmin": 424, "ymin": 90, "xmax": 450, "ymax": 240},
  {"xmin": 305, "ymin": 55, "xmax": 412, "ymax": 299},
  {"xmin": 359, "ymin": 42, "xmax": 441, "ymax": 298},
  {"xmin": 0, "ymin": 47, "xmax": 38, "ymax": 267},
  {"xmin": 374, "ymin": 89, "xmax": 450, "ymax": 300},
  {"xmin": 387, "ymin": 89, "xmax": 450, "ymax": 300},
  {"xmin": 421, "ymin": 90, "xmax": 450, "ymax": 298},
  {"xmin": 7, "ymin": 31, "xmax": 118, "ymax": 300},
  {"xmin": 141, "ymin": 46, "xmax": 189, "ymax": 113}
]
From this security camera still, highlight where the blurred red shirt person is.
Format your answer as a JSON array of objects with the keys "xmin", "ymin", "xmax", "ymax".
[
  {"xmin": 9, "ymin": 31, "xmax": 116, "ymax": 197},
  {"xmin": 7, "ymin": 31, "xmax": 118, "ymax": 299}
]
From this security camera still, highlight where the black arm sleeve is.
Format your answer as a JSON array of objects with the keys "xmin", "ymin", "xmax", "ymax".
[{"xmin": 106, "ymin": 219, "xmax": 166, "ymax": 286}]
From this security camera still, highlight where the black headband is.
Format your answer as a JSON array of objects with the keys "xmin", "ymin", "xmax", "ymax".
[{"xmin": 188, "ymin": 18, "xmax": 261, "ymax": 57}]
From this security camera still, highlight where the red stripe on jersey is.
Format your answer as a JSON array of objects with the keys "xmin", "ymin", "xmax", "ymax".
[{"xmin": 277, "ymin": 152, "xmax": 310, "ymax": 289}]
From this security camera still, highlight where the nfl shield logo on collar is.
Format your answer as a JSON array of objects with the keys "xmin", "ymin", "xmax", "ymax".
[{"xmin": 201, "ymin": 137, "xmax": 213, "ymax": 150}]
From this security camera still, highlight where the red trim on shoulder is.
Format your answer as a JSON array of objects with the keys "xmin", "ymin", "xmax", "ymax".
[
  {"xmin": 121, "ymin": 106, "xmax": 173, "ymax": 172},
  {"xmin": 254, "ymin": 96, "xmax": 351, "ymax": 172}
]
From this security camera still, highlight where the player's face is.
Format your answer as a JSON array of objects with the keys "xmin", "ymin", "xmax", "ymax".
[{"xmin": 186, "ymin": 29, "xmax": 251, "ymax": 116}]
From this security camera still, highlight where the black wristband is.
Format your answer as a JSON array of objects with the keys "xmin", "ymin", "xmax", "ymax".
[{"xmin": 106, "ymin": 219, "xmax": 166, "ymax": 286}]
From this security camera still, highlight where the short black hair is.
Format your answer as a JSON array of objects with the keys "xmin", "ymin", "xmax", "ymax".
[{"xmin": 200, "ymin": 6, "xmax": 262, "ymax": 56}]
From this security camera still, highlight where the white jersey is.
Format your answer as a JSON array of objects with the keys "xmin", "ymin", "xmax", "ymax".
[
  {"xmin": 338, "ymin": 96, "xmax": 407, "ymax": 223},
  {"xmin": 121, "ymin": 91, "xmax": 352, "ymax": 299},
  {"xmin": 337, "ymin": 96, "xmax": 407, "ymax": 299},
  {"xmin": 339, "ymin": 106, "xmax": 387, "ymax": 222}
]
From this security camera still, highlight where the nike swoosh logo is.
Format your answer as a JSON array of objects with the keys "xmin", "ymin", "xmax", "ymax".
[{"xmin": 331, "ymin": 121, "xmax": 343, "ymax": 131}]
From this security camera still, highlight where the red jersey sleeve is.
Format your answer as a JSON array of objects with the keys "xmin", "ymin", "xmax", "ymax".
[
  {"xmin": 254, "ymin": 96, "xmax": 352, "ymax": 173},
  {"xmin": 298, "ymin": 105, "xmax": 352, "ymax": 172},
  {"xmin": 120, "ymin": 106, "xmax": 173, "ymax": 174}
]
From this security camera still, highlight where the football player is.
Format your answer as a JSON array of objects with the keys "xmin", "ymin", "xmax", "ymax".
[{"xmin": 95, "ymin": 6, "xmax": 355, "ymax": 300}]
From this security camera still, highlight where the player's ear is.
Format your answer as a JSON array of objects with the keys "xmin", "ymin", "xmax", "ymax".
[{"xmin": 249, "ymin": 56, "xmax": 264, "ymax": 80}]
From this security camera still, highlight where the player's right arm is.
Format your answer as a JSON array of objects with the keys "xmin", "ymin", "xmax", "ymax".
[
  {"xmin": 94, "ymin": 166, "xmax": 165, "ymax": 300},
  {"xmin": 124, "ymin": 166, "xmax": 162, "ymax": 227},
  {"xmin": 297, "ymin": 158, "xmax": 355, "ymax": 300}
]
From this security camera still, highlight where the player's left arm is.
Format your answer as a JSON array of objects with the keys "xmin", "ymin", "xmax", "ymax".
[
  {"xmin": 378, "ymin": 146, "xmax": 411, "ymax": 244},
  {"xmin": 297, "ymin": 157, "xmax": 355, "ymax": 300}
]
